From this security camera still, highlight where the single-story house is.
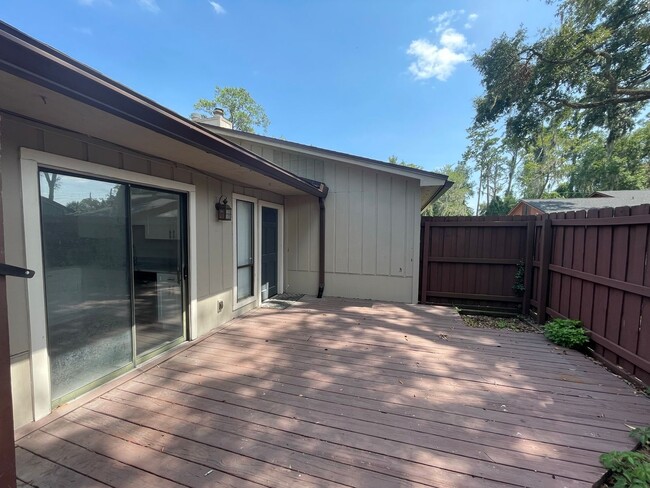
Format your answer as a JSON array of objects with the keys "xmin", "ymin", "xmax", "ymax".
[
  {"xmin": 0, "ymin": 20, "xmax": 450, "ymax": 434},
  {"xmin": 509, "ymin": 189, "xmax": 650, "ymax": 216}
]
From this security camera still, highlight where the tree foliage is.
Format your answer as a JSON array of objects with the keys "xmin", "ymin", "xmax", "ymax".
[
  {"xmin": 388, "ymin": 155, "xmax": 425, "ymax": 169},
  {"xmin": 194, "ymin": 86, "xmax": 270, "ymax": 133},
  {"xmin": 560, "ymin": 118, "xmax": 650, "ymax": 195},
  {"xmin": 456, "ymin": 0, "xmax": 650, "ymax": 217},
  {"xmin": 479, "ymin": 194, "xmax": 518, "ymax": 216},
  {"xmin": 65, "ymin": 187, "xmax": 121, "ymax": 214},
  {"xmin": 425, "ymin": 163, "xmax": 474, "ymax": 217},
  {"xmin": 473, "ymin": 0, "xmax": 650, "ymax": 145},
  {"xmin": 461, "ymin": 123, "xmax": 508, "ymax": 213},
  {"xmin": 387, "ymin": 157, "xmax": 473, "ymax": 216}
]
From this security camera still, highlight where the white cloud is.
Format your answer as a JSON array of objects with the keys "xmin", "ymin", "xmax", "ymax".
[
  {"xmin": 429, "ymin": 9, "xmax": 464, "ymax": 33},
  {"xmin": 137, "ymin": 0, "xmax": 160, "ymax": 13},
  {"xmin": 464, "ymin": 13, "xmax": 479, "ymax": 29},
  {"xmin": 407, "ymin": 10, "xmax": 476, "ymax": 81},
  {"xmin": 407, "ymin": 28, "xmax": 470, "ymax": 81},
  {"xmin": 209, "ymin": 1, "xmax": 226, "ymax": 14}
]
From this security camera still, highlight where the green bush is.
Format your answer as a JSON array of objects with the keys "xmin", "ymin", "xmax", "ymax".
[
  {"xmin": 543, "ymin": 319, "xmax": 589, "ymax": 348},
  {"xmin": 630, "ymin": 427, "xmax": 650, "ymax": 448},
  {"xmin": 600, "ymin": 451, "xmax": 650, "ymax": 488}
]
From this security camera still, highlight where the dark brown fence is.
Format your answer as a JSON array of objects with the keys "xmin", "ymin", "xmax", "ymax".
[
  {"xmin": 420, "ymin": 205, "xmax": 650, "ymax": 385},
  {"xmin": 420, "ymin": 216, "xmax": 536, "ymax": 313},
  {"xmin": 532, "ymin": 205, "xmax": 650, "ymax": 385}
]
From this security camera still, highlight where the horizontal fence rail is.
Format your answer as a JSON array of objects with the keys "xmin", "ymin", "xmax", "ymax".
[{"xmin": 420, "ymin": 204, "xmax": 650, "ymax": 385}]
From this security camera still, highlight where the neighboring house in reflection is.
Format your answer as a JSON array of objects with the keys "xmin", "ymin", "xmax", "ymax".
[{"xmin": 509, "ymin": 190, "xmax": 650, "ymax": 216}]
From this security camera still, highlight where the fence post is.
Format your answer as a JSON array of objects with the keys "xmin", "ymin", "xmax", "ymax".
[
  {"xmin": 522, "ymin": 220, "xmax": 535, "ymax": 315},
  {"xmin": 419, "ymin": 220, "xmax": 430, "ymax": 303},
  {"xmin": 536, "ymin": 217, "xmax": 553, "ymax": 324}
]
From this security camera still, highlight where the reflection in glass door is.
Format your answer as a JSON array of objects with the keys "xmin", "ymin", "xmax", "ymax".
[
  {"xmin": 236, "ymin": 200, "xmax": 254, "ymax": 301},
  {"xmin": 131, "ymin": 187, "xmax": 185, "ymax": 356},
  {"xmin": 39, "ymin": 171, "xmax": 187, "ymax": 404},
  {"xmin": 40, "ymin": 172, "xmax": 133, "ymax": 402}
]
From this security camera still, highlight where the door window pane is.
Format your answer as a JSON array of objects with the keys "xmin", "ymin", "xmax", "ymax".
[
  {"xmin": 40, "ymin": 171, "xmax": 132, "ymax": 401},
  {"xmin": 236, "ymin": 200, "xmax": 254, "ymax": 300}
]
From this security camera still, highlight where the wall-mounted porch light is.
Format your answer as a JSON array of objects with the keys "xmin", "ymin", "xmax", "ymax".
[{"xmin": 215, "ymin": 197, "xmax": 232, "ymax": 221}]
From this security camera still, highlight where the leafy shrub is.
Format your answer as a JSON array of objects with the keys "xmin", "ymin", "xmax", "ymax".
[
  {"xmin": 543, "ymin": 319, "xmax": 589, "ymax": 348},
  {"xmin": 495, "ymin": 320, "xmax": 509, "ymax": 329},
  {"xmin": 512, "ymin": 261, "xmax": 525, "ymax": 297},
  {"xmin": 630, "ymin": 427, "xmax": 650, "ymax": 448},
  {"xmin": 600, "ymin": 451, "xmax": 650, "ymax": 488}
]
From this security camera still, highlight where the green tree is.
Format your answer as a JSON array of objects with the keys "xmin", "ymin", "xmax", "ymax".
[
  {"xmin": 563, "ymin": 119, "xmax": 650, "ymax": 195},
  {"xmin": 194, "ymin": 86, "xmax": 270, "ymax": 133},
  {"xmin": 66, "ymin": 186, "xmax": 121, "ymax": 214},
  {"xmin": 479, "ymin": 194, "xmax": 518, "ymax": 216},
  {"xmin": 388, "ymin": 155, "xmax": 424, "ymax": 169},
  {"xmin": 425, "ymin": 163, "xmax": 474, "ymax": 216},
  {"xmin": 461, "ymin": 123, "xmax": 507, "ymax": 213},
  {"xmin": 518, "ymin": 121, "xmax": 572, "ymax": 198},
  {"xmin": 387, "ymin": 157, "xmax": 473, "ymax": 216},
  {"xmin": 473, "ymin": 0, "xmax": 650, "ymax": 145}
]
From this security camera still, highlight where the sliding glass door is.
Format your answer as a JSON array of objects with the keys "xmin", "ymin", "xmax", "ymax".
[
  {"xmin": 40, "ymin": 173, "xmax": 133, "ymax": 401},
  {"xmin": 39, "ymin": 171, "xmax": 186, "ymax": 404},
  {"xmin": 131, "ymin": 187, "xmax": 184, "ymax": 356}
]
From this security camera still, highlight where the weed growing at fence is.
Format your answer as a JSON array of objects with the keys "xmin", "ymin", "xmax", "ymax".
[
  {"xmin": 544, "ymin": 319, "xmax": 589, "ymax": 349},
  {"xmin": 630, "ymin": 427, "xmax": 650, "ymax": 448},
  {"xmin": 599, "ymin": 428, "xmax": 650, "ymax": 488},
  {"xmin": 512, "ymin": 261, "xmax": 526, "ymax": 297}
]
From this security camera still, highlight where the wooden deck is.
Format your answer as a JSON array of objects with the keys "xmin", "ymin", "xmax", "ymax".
[{"xmin": 15, "ymin": 297, "xmax": 650, "ymax": 487}]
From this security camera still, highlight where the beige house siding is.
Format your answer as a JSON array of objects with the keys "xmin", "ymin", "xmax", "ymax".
[
  {"xmin": 1, "ymin": 114, "xmax": 283, "ymax": 427},
  {"xmin": 231, "ymin": 137, "xmax": 421, "ymax": 303}
]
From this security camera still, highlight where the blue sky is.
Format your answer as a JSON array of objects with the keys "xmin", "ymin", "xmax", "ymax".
[{"xmin": 2, "ymin": 0, "xmax": 557, "ymax": 173}]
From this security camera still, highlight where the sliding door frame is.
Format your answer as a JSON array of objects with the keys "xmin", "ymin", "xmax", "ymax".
[
  {"xmin": 20, "ymin": 148, "xmax": 197, "ymax": 420},
  {"xmin": 232, "ymin": 193, "xmax": 258, "ymax": 311}
]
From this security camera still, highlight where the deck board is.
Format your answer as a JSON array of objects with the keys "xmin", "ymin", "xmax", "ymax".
[{"xmin": 16, "ymin": 296, "xmax": 650, "ymax": 487}]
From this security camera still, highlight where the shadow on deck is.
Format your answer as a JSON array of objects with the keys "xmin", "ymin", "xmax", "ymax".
[{"xmin": 15, "ymin": 296, "xmax": 650, "ymax": 487}]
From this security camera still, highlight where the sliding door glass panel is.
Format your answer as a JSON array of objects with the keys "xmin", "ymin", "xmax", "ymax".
[
  {"xmin": 236, "ymin": 200, "xmax": 254, "ymax": 301},
  {"xmin": 40, "ymin": 171, "xmax": 132, "ymax": 401},
  {"xmin": 131, "ymin": 187, "xmax": 184, "ymax": 356}
]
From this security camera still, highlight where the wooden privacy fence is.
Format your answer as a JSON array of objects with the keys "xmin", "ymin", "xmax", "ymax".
[
  {"xmin": 419, "ymin": 215, "xmax": 536, "ymax": 313},
  {"xmin": 420, "ymin": 205, "xmax": 650, "ymax": 385}
]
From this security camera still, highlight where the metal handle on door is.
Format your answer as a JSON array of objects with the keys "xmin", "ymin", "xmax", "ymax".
[{"xmin": 0, "ymin": 263, "xmax": 35, "ymax": 278}]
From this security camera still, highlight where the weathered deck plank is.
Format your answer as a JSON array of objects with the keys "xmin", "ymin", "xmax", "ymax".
[{"xmin": 15, "ymin": 296, "xmax": 650, "ymax": 487}]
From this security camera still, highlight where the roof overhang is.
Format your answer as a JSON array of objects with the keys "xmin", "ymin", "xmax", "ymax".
[
  {"xmin": 0, "ymin": 21, "xmax": 327, "ymax": 198},
  {"xmin": 421, "ymin": 180, "xmax": 454, "ymax": 211},
  {"xmin": 202, "ymin": 125, "xmax": 449, "ymax": 192}
]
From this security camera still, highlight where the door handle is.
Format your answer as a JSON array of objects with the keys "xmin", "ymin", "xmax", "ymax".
[{"xmin": 0, "ymin": 263, "xmax": 35, "ymax": 279}]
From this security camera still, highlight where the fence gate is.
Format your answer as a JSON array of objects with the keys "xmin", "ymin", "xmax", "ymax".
[{"xmin": 419, "ymin": 216, "xmax": 536, "ymax": 313}]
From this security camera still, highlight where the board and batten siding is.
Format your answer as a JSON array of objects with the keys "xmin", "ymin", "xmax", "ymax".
[
  {"xmin": 232, "ymin": 138, "xmax": 421, "ymax": 303},
  {"xmin": 1, "ymin": 114, "xmax": 283, "ymax": 428}
]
